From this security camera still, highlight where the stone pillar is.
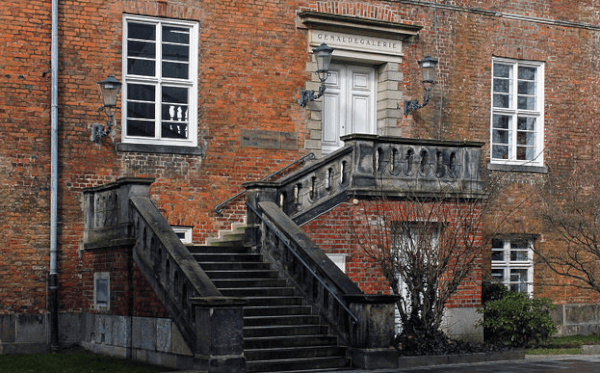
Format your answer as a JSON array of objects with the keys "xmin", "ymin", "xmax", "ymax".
[
  {"xmin": 243, "ymin": 181, "xmax": 279, "ymax": 248},
  {"xmin": 192, "ymin": 298, "xmax": 247, "ymax": 373},
  {"xmin": 345, "ymin": 294, "xmax": 400, "ymax": 370}
]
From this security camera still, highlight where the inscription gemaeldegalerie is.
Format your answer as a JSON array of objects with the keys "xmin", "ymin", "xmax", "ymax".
[{"xmin": 309, "ymin": 30, "xmax": 403, "ymax": 57}]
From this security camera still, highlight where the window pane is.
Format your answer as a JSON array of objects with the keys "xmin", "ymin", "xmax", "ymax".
[
  {"xmin": 128, "ymin": 22, "xmax": 156, "ymax": 40},
  {"xmin": 518, "ymin": 95, "xmax": 536, "ymax": 110},
  {"xmin": 163, "ymin": 44, "xmax": 189, "ymax": 62},
  {"xmin": 492, "ymin": 238, "xmax": 504, "ymax": 249},
  {"xmin": 494, "ymin": 78, "xmax": 510, "ymax": 93},
  {"xmin": 162, "ymin": 61, "xmax": 189, "ymax": 79},
  {"xmin": 517, "ymin": 131, "xmax": 535, "ymax": 146},
  {"xmin": 128, "ymin": 58, "xmax": 155, "ymax": 76},
  {"xmin": 493, "ymin": 93, "xmax": 510, "ymax": 108},
  {"xmin": 493, "ymin": 115, "xmax": 511, "ymax": 129},
  {"xmin": 511, "ymin": 250, "xmax": 529, "ymax": 261},
  {"xmin": 518, "ymin": 66, "xmax": 536, "ymax": 80},
  {"xmin": 517, "ymin": 145, "xmax": 535, "ymax": 160},
  {"xmin": 163, "ymin": 26, "xmax": 189, "ymax": 44},
  {"xmin": 491, "ymin": 269, "xmax": 504, "ymax": 281},
  {"xmin": 492, "ymin": 250, "xmax": 504, "ymax": 261},
  {"xmin": 162, "ymin": 122, "xmax": 188, "ymax": 139},
  {"xmin": 492, "ymin": 145, "xmax": 509, "ymax": 159},
  {"xmin": 517, "ymin": 117, "xmax": 536, "ymax": 131},
  {"xmin": 128, "ymin": 84, "xmax": 155, "ymax": 101},
  {"xmin": 518, "ymin": 80, "xmax": 536, "ymax": 95},
  {"xmin": 162, "ymin": 86, "xmax": 188, "ymax": 104},
  {"xmin": 127, "ymin": 102, "xmax": 155, "ymax": 120},
  {"xmin": 493, "ymin": 129, "xmax": 509, "ymax": 144},
  {"xmin": 128, "ymin": 40, "xmax": 156, "ymax": 58},
  {"xmin": 494, "ymin": 63, "xmax": 511, "ymax": 78},
  {"xmin": 127, "ymin": 120, "xmax": 155, "ymax": 137},
  {"xmin": 96, "ymin": 279, "xmax": 108, "ymax": 304}
]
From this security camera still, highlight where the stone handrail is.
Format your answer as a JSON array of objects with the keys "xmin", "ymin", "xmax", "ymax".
[
  {"xmin": 83, "ymin": 178, "xmax": 246, "ymax": 372},
  {"xmin": 246, "ymin": 200, "xmax": 398, "ymax": 349},
  {"xmin": 266, "ymin": 134, "xmax": 485, "ymax": 225}
]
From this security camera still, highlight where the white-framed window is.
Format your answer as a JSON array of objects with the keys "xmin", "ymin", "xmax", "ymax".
[
  {"xmin": 326, "ymin": 253, "xmax": 347, "ymax": 273},
  {"xmin": 172, "ymin": 226, "xmax": 193, "ymax": 244},
  {"xmin": 122, "ymin": 15, "xmax": 198, "ymax": 147},
  {"xmin": 491, "ymin": 58, "xmax": 544, "ymax": 167},
  {"xmin": 491, "ymin": 238, "xmax": 534, "ymax": 294},
  {"xmin": 94, "ymin": 272, "xmax": 110, "ymax": 310}
]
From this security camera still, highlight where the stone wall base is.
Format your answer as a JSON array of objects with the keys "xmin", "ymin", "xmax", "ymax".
[
  {"xmin": 442, "ymin": 307, "xmax": 484, "ymax": 343},
  {"xmin": 552, "ymin": 303, "xmax": 600, "ymax": 337}
]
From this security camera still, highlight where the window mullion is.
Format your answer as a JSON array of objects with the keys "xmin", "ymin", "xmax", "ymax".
[{"xmin": 156, "ymin": 23, "xmax": 163, "ymax": 140}]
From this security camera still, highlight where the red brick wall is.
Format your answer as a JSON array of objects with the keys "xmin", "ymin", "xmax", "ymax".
[
  {"xmin": 81, "ymin": 247, "xmax": 167, "ymax": 318},
  {"xmin": 303, "ymin": 198, "xmax": 484, "ymax": 308},
  {"xmin": 3, "ymin": 0, "xmax": 600, "ymax": 319}
]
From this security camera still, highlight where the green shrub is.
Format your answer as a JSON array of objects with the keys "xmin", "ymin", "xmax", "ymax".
[{"xmin": 477, "ymin": 291, "xmax": 557, "ymax": 347}]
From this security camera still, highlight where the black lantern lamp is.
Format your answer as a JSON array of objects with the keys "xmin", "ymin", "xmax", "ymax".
[
  {"xmin": 404, "ymin": 55, "xmax": 438, "ymax": 115},
  {"xmin": 92, "ymin": 75, "xmax": 122, "ymax": 142},
  {"xmin": 299, "ymin": 43, "xmax": 334, "ymax": 107}
]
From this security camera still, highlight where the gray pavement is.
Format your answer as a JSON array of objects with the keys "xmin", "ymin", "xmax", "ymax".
[{"xmin": 326, "ymin": 355, "xmax": 600, "ymax": 373}]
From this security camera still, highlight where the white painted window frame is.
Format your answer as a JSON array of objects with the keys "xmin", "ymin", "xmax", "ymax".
[
  {"xmin": 491, "ymin": 238, "xmax": 534, "ymax": 295},
  {"xmin": 172, "ymin": 226, "xmax": 193, "ymax": 244},
  {"xmin": 93, "ymin": 272, "xmax": 110, "ymax": 311},
  {"xmin": 490, "ymin": 58, "xmax": 544, "ymax": 167},
  {"xmin": 122, "ymin": 14, "xmax": 198, "ymax": 147}
]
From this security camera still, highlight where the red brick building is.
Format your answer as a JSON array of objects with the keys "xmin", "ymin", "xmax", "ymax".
[{"xmin": 2, "ymin": 0, "xmax": 600, "ymax": 370}]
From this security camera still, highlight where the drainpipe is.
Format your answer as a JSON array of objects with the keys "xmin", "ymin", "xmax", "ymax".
[{"xmin": 49, "ymin": 0, "xmax": 59, "ymax": 351}]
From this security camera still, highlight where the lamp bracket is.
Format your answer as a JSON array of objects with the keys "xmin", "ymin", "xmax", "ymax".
[
  {"xmin": 299, "ymin": 84, "xmax": 327, "ymax": 107},
  {"xmin": 403, "ymin": 89, "xmax": 432, "ymax": 116},
  {"xmin": 92, "ymin": 113, "xmax": 114, "ymax": 142}
]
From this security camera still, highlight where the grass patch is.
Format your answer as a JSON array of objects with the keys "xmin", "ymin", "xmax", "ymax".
[
  {"xmin": 0, "ymin": 349, "xmax": 171, "ymax": 373},
  {"xmin": 525, "ymin": 334, "xmax": 600, "ymax": 355},
  {"xmin": 526, "ymin": 348, "xmax": 582, "ymax": 355}
]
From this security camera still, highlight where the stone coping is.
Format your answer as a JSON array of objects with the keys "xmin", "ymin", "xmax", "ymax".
[{"xmin": 397, "ymin": 350, "xmax": 525, "ymax": 368}]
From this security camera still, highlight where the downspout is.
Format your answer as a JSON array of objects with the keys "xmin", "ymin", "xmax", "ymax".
[{"xmin": 49, "ymin": 0, "xmax": 59, "ymax": 350}]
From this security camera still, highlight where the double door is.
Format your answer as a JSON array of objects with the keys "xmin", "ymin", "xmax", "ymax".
[{"xmin": 321, "ymin": 64, "xmax": 376, "ymax": 154}]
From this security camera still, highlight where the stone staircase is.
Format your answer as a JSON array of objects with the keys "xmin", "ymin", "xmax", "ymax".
[{"xmin": 188, "ymin": 239, "xmax": 351, "ymax": 372}]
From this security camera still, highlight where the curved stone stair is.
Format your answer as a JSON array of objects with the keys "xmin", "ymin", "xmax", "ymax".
[{"xmin": 188, "ymin": 242, "xmax": 351, "ymax": 372}]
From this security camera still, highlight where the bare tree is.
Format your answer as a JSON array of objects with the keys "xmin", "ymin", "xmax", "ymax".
[
  {"xmin": 348, "ymin": 181, "xmax": 490, "ymax": 341},
  {"xmin": 535, "ymin": 159, "xmax": 600, "ymax": 293}
]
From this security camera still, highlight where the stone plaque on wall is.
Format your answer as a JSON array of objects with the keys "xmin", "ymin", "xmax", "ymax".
[{"xmin": 240, "ymin": 130, "xmax": 298, "ymax": 150}]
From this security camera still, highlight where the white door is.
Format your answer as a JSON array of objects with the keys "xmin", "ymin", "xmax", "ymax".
[{"xmin": 322, "ymin": 64, "xmax": 376, "ymax": 155}]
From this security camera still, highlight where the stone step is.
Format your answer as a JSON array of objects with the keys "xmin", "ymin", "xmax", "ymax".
[
  {"xmin": 244, "ymin": 315, "xmax": 321, "ymax": 327},
  {"xmin": 187, "ymin": 244, "xmax": 249, "ymax": 254},
  {"xmin": 192, "ymin": 252, "xmax": 263, "ymax": 262},
  {"xmin": 219, "ymin": 287, "xmax": 297, "ymax": 297},
  {"xmin": 244, "ymin": 345, "xmax": 345, "ymax": 361},
  {"xmin": 212, "ymin": 278, "xmax": 288, "ymax": 288},
  {"xmin": 244, "ymin": 335, "xmax": 338, "ymax": 350},
  {"xmin": 244, "ymin": 324, "xmax": 329, "ymax": 338},
  {"xmin": 244, "ymin": 296, "xmax": 304, "ymax": 307},
  {"xmin": 246, "ymin": 356, "xmax": 351, "ymax": 373},
  {"xmin": 243, "ymin": 305, "xmax": 312, "ymax": 317},
  {"xmin": 198, "ymin": 261, "xmax": 271, "ymax": 271},
  {"xmin": 204, "ymin": 269, "xmax": 279, "ymax": 279}
]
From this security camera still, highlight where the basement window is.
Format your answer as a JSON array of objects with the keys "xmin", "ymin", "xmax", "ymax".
[
  {"xmin": 172, "ymin": 226, "xmax": 193, "ymax": 244},
  {"xmin": 94, "ymin": 272, "xmax": 110, "ymax": 311}
]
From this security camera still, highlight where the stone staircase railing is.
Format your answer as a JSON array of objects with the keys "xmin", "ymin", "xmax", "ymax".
[
  {"xmin": 245, "ymin": 201, "xmax": 398, "ymax": 362},
  {"xmin": 263, "ymin": 134, "xmax": 485, "ymax": 225},
  {"xmin": 83, "ymin": 178, "xmax": 247, "ymax": 372},
  {"xmin": 242, "ymin": 135, "xmax": 486, "ymax": 369}
]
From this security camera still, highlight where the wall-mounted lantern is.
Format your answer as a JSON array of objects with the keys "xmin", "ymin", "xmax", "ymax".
[
  {"xmin": 403, "ymin": 55, "xmax": 438, "ymax": 116},
  {"xmin": 299, "ymin": 43, "xmax": 334, "ymax": 107},
  {"xmin": 92, "ymin": 75, "xmax": 122, "ymax": 142}
]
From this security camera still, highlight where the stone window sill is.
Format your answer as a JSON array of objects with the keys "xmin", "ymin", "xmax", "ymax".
[
  {"xmin": 116, "ymin": 143, "xmax": 204, "ymax": 156},
  {"xmin": 487, "ymin": 163, "xmax": 548, "ymax": 174}
]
